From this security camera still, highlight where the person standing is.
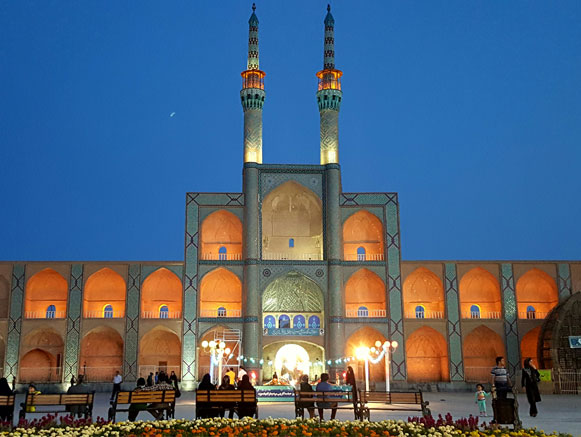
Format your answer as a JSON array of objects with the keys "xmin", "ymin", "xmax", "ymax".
[
  {"xmin": 345, "ymin": 366, "xmax": 358, "ymax": 403},
  {"xmin": 146, "ymin": 372, "xmax": 153, "ymax": 387},
  {"xmin": 491, "ymin": 356, "xmax": 511, "ymax": 399},
  {"xmin": 474, "ymin": 383, "xmax": 490, "ymax": 417},
  {"xmin": 521, "ymin": 358, "xmax": 541, "ymax": 417},
  {"xmin": 111, "ymin": 371, "xmax": 123, "ymax": 401},
  {"xmin": 225, "ymin": 368, "xmax": 236, "ymax": 387},
  {"xmin": 169, "ymin": 371, "xmax": 179, "ymax": 390},
  {"xmin": 237, "ymin": 366, "xmax": 247, "ymax": 384}
]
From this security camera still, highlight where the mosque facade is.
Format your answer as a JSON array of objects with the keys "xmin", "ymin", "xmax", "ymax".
[{"xmin": 1, "ymin": 6, "xmax": 580, "ymax": 391}]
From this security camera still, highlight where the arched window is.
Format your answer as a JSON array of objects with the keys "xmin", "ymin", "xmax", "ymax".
[
  {"xmin": 289, "ymin": 238, "xmax": 295, "ymax": 248},
  {"xmin": 46, "ymin": 304, "xmax": 56, "ymax": 319},
  {"xmin": 217, "ymin": 306, "xmax": 227, "ymax": 317},
  {"xmin": 264, "ymin": 315, "xmax": 276, "ymax": 329},
  {"xmin": 308, "ymin": 315, "xmax": 320, "ymax": 329},
  {"xmin": 159, "ymin": 305, "xmax": 169, "ymax": 319},
  {"xmin": 279, "ymin": 314, "xmax": 291, "ymax": 329},
  {"xmin": 526, "ymin": 305, "xmax": 536, "ymax": 320},
  {"xmin": 293, "ymin": 315, "xmax": 306, "ymax": 329},
  {"xmin": 218, "ymin": 246, "xmax": 227, "ymax": 260},
  {"xmin": 357, "ymin": 247, "xmax": 366, "ymax": 261},
  {"xmin": 470, "ymin": 304, "xmax": 481, "ymax": 319},
  {"xmin": 103, "ymin": 304, "xmax": 114, "ymax": 319},
  {"xmin": 415, "ymin": 305, "xmax": 425, "ymax": 319},
  {"xmin": 358, "ymin": 306, "xmax": 369, "ymax": 317}
]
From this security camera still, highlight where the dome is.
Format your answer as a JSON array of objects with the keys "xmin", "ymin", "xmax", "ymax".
[{"xmin": 262, "ymin": 272, "xmax": 323, "ymax": 312}]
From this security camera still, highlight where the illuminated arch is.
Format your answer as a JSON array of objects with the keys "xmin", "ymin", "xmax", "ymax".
[
  {"xmin": 406, "ymin": 326, "xmax": 449, "ymax": 382},
  {"xmin": 141, "ymin": 268, "xmax": 182, "ymax": 318},
  {"xmin": 200, "ymin": 210, "xmax": 243, "ymax": 260},
  {"xmin": 521, "ymin": 326, "xmax": 541, "ymax": 367},
  {"xmin": 463, "ymin": 325, "xmax": 505, "ymax": 382},
  {"xmin": 516, "ymin": 269, "xmax": 558, "ymax": 319},
  {"xmin": 459, "ymin": 268, "xmax": 501, "ymax": 319},
  {"xmin": 345, "ymin": 269, "xmax": 386, "ymax": 317},
  {"xmin": 262, "ymin": 272, "xmax": 324, "ymax": 313},
  {"xmin": 198, "ymin": 325, "xmax": 238, "ymax": 379},
  {"xmin": 346, "ymin": 327, "xmax": 388, "ymax": 383},
  {"xmin": 0, "ymin": 275, "xmax": 9, "ymax": 319},
  {"xmin": 139, "ymin": 326, "xmax": 181, "ymax": 375},
  {"xmin": 79, "ymin": 326, "xmax": 123, "ymax": 381},
  {"xmin": 24, "ymin": 269, "xmax": 68, "ymax": 318},
  {"xmin": 262, "ymin": 181, "xmax": 323, "ymax": 260},
  {"xmin": 403, "ymin": 268, "xmax": 444, "ymax": 318},
  {"xmin": 84, "ymin": 268, "xmax": 126, "ymax": 318},
  {"xmin": 200, "ymin": 268, "xmax": 242, "ymax": 317},
  {"xmin": 343, "ymin": 210, "xmax": 384, "ymax": 261},
  {"xmin": 20, "ymin": 328, "xmax": 64, "ymax": 382}
]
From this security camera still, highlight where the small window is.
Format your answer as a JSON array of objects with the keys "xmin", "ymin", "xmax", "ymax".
[
  {"xmin": 159, "ymin": 305, "xmax": 169, "ymax": 319},
  {"xmin": 357, "ymin": 247, "xmax": 366, "ymax": 261},
  {"xmin": 526, "ymin": 305, "xmax": 536, "ymax": 319},
  {"xmin": 470, "ymin": 304, "xmax": 481, "ymax": 319},
  {"xmin": 219, "ymin": 246, "xmax": 227, "ymax": 261},
  {"xmin": 46, "ymin": 305, "xmax": 56, "ymax": 319},
  {"xmin": 415, "ymin": 305, "xmax": 425, "ymax": 319},
  {"xmin": 104, "ymin": 304, "xmax": 114, "ymax": 319},
  {"xmin": 358, "ymin": 306, "xmax": 369, "ymax": 317},
  {"xmin": 217, "ymin": 306, "xmax": 227, "ymax": 317},
  {"xmin": 279, "ymin": 314, "xmax": 291, "ymax": 329},
  {"xmin": 289, "ymin": 238, "xmax": 294, "ymax": 248}
]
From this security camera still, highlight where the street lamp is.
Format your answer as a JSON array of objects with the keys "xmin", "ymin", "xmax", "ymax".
[
  {"xmin": 201, "ymin": 340, "xmax": 231, "ymax": 384},
  {"xmin": 356, "ymin": 339, "xmax": 398, "ymax": 392}
]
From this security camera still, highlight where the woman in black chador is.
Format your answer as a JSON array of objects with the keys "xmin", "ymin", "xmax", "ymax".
[
  {"xmin": 521, "ymin": 358, "xmax": 541, "ymax": 417},
  {"xmin": 345, "ymin": 366, "xmax": 358, "ymax": 403}
]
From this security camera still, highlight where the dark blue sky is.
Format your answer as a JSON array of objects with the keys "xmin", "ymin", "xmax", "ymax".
[{"xmin": 1, "ymin": 1, "xmax": 580, "ymax": 261}]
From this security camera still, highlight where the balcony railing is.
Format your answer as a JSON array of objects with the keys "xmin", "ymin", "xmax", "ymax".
[
  {"xmin": 25, "ymin": 311, "xmax": 66, "ymax": 319},
  {"xmin": 84, "ymin": 310, "xmax": 124, "ymax": 319},
  {"xmin": 262, "ymin": 253, "xmax": 323, "ymax": 261},
  {"xmin": 142, "ymin": 311, "xmax": 181, "ymax": 319},
  {"xmin": 462, "ymin": 311, "xmax": 502, "ymax": 319},
  {"xmin": 201, "ymin": 253, "xmax": 242, "ymax": 261},
  {"xmin": 19, "ymin": 367, "xmax": 62, "ymax": 383},
  {"xmin": 344, "ymin": 253, "xmax": 385, "ymax": 261},
  {"xmin": 518, "ymin": 311, "xmax": 548, "ymax": 320},
  {"xmin": 345, "ymin": 309, "xmax": 387, "ymax": 318},
  {"xmin": 200, "ymin": 309, "xmax": 242, "ymax": 318},
  {"xmin": 405, "ymin": 311, "xmax": 444, "ymax": 319}
]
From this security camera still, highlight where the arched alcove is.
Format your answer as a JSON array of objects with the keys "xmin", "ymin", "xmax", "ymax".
[
  {"xmin": 0, "ymin": 275, "xmax": 9, "ymax": 318},
  {"xmin": 200, "ymin": 210, "xmax": 243, "ymax": 261},
  {"xmin": 346, "ymin": 327, "xmax": 388, "ymax": 384},
  {"xmin": 141, "ymin": 268, "xmax": 182, "ymax": 319},
  {"xmin": 20, "ymin": 328, "xmax": 64, "ymax": 382},
  {"xmin": 343, "ymin": 211, "xmax": 384, "ymax": 261},
  {"xmin": 84, "ymin": 268, "xmax": 126, "ymax": 318},
  {"xmin": 516, "ymin": 269, "xmax": 558, "ymax": 319},
  {"xmin": 459, "ymin": 268, "xmax": 502, "ymax": 319},
  {"xmin": 139, "ymin": 326, "xmax": 181, "ymax": 376},
  {"xmin": 406, "ymin": 326, "xmax": 449, "ymax": 382},
  {"xmin": 463, "ymin": 325, "xmax": 505, "ymax": 382},
  {"xmin": 344, "ymin": 269, "xmax": 386, "ymax": 318},
  {"xmin": 24, "ymin": 269, "xmax": 68, "ymax": 319},
  {"xmin": 403, "ymin": 268, "xmax": 445, "ymax": 319},
  {"xmin": 79, "ymin": 326, "xmax": 124, "ymax": 381},
  {"xmin": 199, "ymin": 268, "xmax": 242, "ymax": 318},
  {"xmin": 261, "ymin": 181, "xmax": 323, "ymax": 260},
  {"xmin": 521, "ymin": 326, "xmax": 541, "ymax": 367},
  {"xmin": 198, "ymin": 326, "xmax": 240, "ymax": 380}
]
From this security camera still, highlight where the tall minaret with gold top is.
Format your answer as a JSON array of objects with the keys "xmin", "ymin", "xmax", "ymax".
[
  {"xmin": 317, "ymin": 4, "xmax": 342, "ymax": 165},
  {"xmin": 241, "ymin": 3, "xmax": 265, "ymax": 164}
]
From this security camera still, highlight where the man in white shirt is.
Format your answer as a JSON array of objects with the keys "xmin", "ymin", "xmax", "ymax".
[
  {"xmin": 237, "ymin": 366, "xmax": 247, "ymax": 384},
  {"xmin": 111, "ymin": 370, "xmax": 123, "ymax": 401}
]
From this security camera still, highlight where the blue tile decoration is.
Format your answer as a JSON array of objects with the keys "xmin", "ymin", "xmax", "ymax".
[
  {"xmin": 64, "ymin": 264, "xmax": 83, "ymax": 382},
  {"xmin": 445, "ymin": 263, "xmax": 464, "ymax": 381},
  {"xmin": 123, "ymin": 264, "xmax": 141, "ymax": 381},
  {"xmin": 4, "ymin": 264, "xmax": 25, "ymax": 382},
  {"xmin": 501, "ymin": 263, "xmax": 520, "ymax": 376},
  {"xmin": 557, "ymin": 263, "xmax": 572, "ymax": 301}
]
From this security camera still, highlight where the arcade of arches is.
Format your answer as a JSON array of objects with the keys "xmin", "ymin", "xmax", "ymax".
[
  {"xmin": 0, "ymin": 275, "xmax": 9, "ymax": 318},
  {"xmin": 200, "ymin": 210, "xmax": 243, "ymax": 260},
  {"xmin": 262, "ymin": 341, "xmax": 324, "ymax": 382},
  {"xmin": 261, "ymin": 181, "xmax": 323, "ymax": 260},
  {"xmin": 24, "ymin": 269, "xmax": 68, "ymax": 318},
  {"xmin": 344, "ymin": 269, "xmax": 386, "ymax": 317},
  {"xmin": 463, "ymin": 325, "xmax": 505, "ymax": 382},
  {"xmin": 403, "ymin": 268, "xmax": 445, "ymax": 318},
  {"xmin": 80, "ymin": 326, "xmax": 124, "ymax": 381},
  {"xmin": 459, "ymin": 268, "xmax": 501, "ymax": 319},
  {"xmin": 346, "ymin": 327, "xmax": 387, "ymax": 385},
  {"xmin": 343, "ymin": 210, "xmax": 384, "ymax": 261},
  {"xmin": 406, "ymin": 326, "xmax": 449, "ymax": 382},
  {"xmin": 516, "ymin": 269, "xmax": 559, "ymax": 318},
  {"xmin": 199, "ymin": 268, "xmax": 242, "ymax": 317},
  {"xmin": 84, "ymin": 268, "xmax": 126, "ymax": 318},
  {"xmin": 141, "ymin": 268, "xmax": 182, "ymax": 318},
  {"xmin": 521, "ymin": 326, "xmax": 541, "ymax": 367},
  {"xmin": 139, "ymin": 326, "xmax": 181, "ymax": 375},
  {"xmin": 19, "ymin": 328, "xmax": 64, "ymax": 383}
]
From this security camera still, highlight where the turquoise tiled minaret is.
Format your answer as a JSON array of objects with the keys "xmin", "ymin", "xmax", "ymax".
[
  {"xmin": 317, "ymin": 5, "xmax": 343, "ymax": 165},
  {"xmin": 241, "ymin": 3, "xmax": 265, "ymax": 164}
]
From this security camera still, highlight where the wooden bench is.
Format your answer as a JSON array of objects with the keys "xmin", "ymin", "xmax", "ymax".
[
  {"xmin": 0, "ymin": 395, "xmax": 15, "ymax": 423},
  {"xmin": 108, "ymin": 390, "xmax": 176, "ymax": 423},
  {"xmin": 19, "ymin": 393, "xmax": 95, "ymax": 420},
  {"xmin": 294, "ymin": 390, "xmax": 360, "ymax": 420},
  {"xmin": 195, "ymin": 390, "xmax": 258, "ymax": 419},
  {"xmin": 358, "ymin": 390, "xmax": 430, "ymax": 420}
]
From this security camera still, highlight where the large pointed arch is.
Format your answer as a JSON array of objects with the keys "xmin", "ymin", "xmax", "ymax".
[
  {"xmin": 200, "ymin": 210, "xmax": 243, "ymax": 260},
  {"xmin": 141, "ymin": 268, "xmax": 182, "ymax": 319},
  {"xmin": 80, "ymin": 326, "xmax": 124, "ymax": 381},
  {"xmin": 516, "ymin": 269, "xmax": 558, "ymax": 319},
  {"xmin": 459, "ymin": 268, "xmax": 501, "ymax": 319},
  {"xmin": 463, "ymin": 325, "xmax": 505, "ymax": 382},
  {"xmin": 24, "ymin": 269, "xmax": 68, "ymax": 319},
  {"xmin": 406, "ymin": 326, "xmax": 449, "ymax": 382},
  {"xmin": 199, "ymin": 268, "xmax": 242, "ymax": 317},
  {"xmin": 344, "ymin": 269, "xmax": 386, "ymax": 318},
  {"xmin": 84, "ymin": 268, "xmax": 126, "ymax": 318},
  {"xmin": 403, "ymin": 268, "xmax": 444, "ymax": 319},
  {"xmin": 343, "ymin": 210, "xmax": 384, "ymax": 261}
]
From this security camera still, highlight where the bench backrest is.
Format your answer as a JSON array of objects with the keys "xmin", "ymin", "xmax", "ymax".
[
  {"xmin": 295, "ymin": 390, "xmax": 355, "ymax": 403},
  {"xmin": 26, "ymin": 393, "xmax": 94, "ymax": 406},
  {"xmin": 115, "ymin": 390, "xmax": 176, "ymax": 405},
  {"xmin": 196, "ymin": 390, "xmax": 256, "ymax": 403},
  {"xmin": 0, "ymin": 395, "xmax": 15, "ymax": 406},
  {"xmin": 360, "ymin": 391, "xmax": 423, "ymax": 404}
]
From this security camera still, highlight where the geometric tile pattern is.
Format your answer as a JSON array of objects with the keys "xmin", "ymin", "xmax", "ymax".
[
  {"xmin": 4, "ymin": 264, "xmax": 25, "ymax": 382},
  {"xmin": 501, "ymin": 263, "xmax": 520, "ymax": 376},
  {"xmin": 557, "ymin": 263, "xmax": 572, "ymax": 302},
  {"xmin": 444, "ymin": 263, "xmax": 464, "ymax": 381},
  {"xmin": 64, "ymin": 264, "xmax": 83, "ymax": 383},
  {"xmin": 123, "ymin": 264, "xmax": 141, "ymax": 381}
]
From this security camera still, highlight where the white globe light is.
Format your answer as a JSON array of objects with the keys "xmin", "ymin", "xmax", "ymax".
[
  {"xmin": 225, "ymin": 347, "xmax": 231, "ymax": 355},
  {"xmin": 219, "ymin": 341, "xmax": 226, "ymax": 349},
  {"xmin": 391, "ymin": 340, "xmax": 399, "ymax": 349},
  {"xmin": 202, "ymin": 340, "xmax": 209, "ymax": 348},
  {"xmin": 371, "ymin": 347, "xmax": 376, "ymax": 353},
  {"xmin": 375, "ymin": 340, "xmax": 382, "ymax": 348},
  {"xmin": 209, "ymin": 340, "xmax": 216, "ymax": 348}
]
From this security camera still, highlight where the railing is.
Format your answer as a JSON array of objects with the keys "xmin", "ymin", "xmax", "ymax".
[
  {"xmin": 345, "ymin": 309, "xmax": 387, "ymax": 318},
  {"xmin": 200, "ymin": 309, "xmax": 242, "ymax": 318},
  {"xmin": 262, "ymin": 253, "xmax": 323, "ymax": 261},
  {"xmin": 344, "ymin": 253, "xmax": 385, "ymax": 261},
  {"xmin": 24, "ymin": 311, "xmax": 66, "ymax": 319},
  {"xmin": 80, "ymin": 366, "xmax": 122, "ymax": 382},
  {"xmin": 141, "ymin": 311, "xmax": 182, "ymax": 319},
  {"xmin": 464, "ymin": 367, "xmax": 493, "ymax": 383},
  {"xmin": 19, "ymin": 367, "xmax": 62, "ymax": 383},
  {"xmin": 462, "ymin": 311, "xmax": 502, "ymax": 319},
  {"xmin": 84, "ymin": 310, "xmax": 124, "ymax": 319},
  {"xmin": 554, "ymin": 369, "xmax": 581, "ymax": 394},
  {"xmin": 518, "ymin": 311, "xmax": 549, "ymax": 320},
  {"xmin": 138, "ymin": 365, "xmax": 181, "ymax": 379},
  {"xmin": 405, "ymin": 311, "xmax": 444, "ymax": 319},
  {"xmin": 201, "ymin": 253, "xmax": 242, "ymax": 261}
]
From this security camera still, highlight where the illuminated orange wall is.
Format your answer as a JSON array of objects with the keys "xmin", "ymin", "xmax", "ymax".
[
  {"xmin": 20, "ymin": 328, "xmax": 64, "ymax": 382},
  {"xmin": 24, "ymin": 269, "xmax": 68, "ymax": 316},
  {"xmin": 0, "ymin": 275, "xmax": 9, "ymax": 318},
  {"xmin": 403, "ymin": 268, "xmax": 445, "ymax": 316},
  {"xmin": 459, "ymin": 268, "xmax": 501, "ymax": 317},
  {"xmin": 463, "ymin": 325, "xmax": 505, "ymax": 370},
  {"xmin": 200, "ymin": 210, "xmax": 243, "ymax": 257},
  {"xmin": 346, "ymin": 327, "xmax": 387, "ymax": 383},
  {"xmin": 516, "ymin": 269, "xmax": 558, "ymax": 316},
  {"xmin": 141, "ymin": 268, "xmax": 183, "ymax": 315},
  {"xmin": 199, "ymin": 268, "xmax": 242, "ymax": 313},
  {"xmin": 80, "ymin": 326, "xmax": 124, "ymax": 381},
  {"xmin": 139, "ymin": 327, "xmax": 181, "ymax": 370},
  {"xmin": 84, "ymin": 268, "xmax": 126, "ymax": 316},
  {"xmin": 520, "ymin": 326, "xmax": 541, "ymax": 367},
  {"xmin": 343, "ymin": 211, "xmax": 384, "ymax": 260},
  {"xmin": 406, "ymin": 326, "xmax": 449, "ymax": 382},
  {"xmin": 344, "ymin": 269, "xmax": 385, "ymax": 312}
]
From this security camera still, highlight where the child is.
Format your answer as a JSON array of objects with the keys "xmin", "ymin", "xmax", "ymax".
[{"xmin": 475, "ymin": 383, "xmax": 490, "ymax": 417}]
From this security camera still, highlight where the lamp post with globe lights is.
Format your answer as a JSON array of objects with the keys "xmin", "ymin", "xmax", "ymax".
[
  {"xmin": 201, "ymin": 340, "xmax": 231, "ymax": 384},
  {"xmin": 356, "ymin": 339, "xmax": 398, "ymax": 392}
]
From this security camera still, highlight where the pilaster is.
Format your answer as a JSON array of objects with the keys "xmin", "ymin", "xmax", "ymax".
[
  {"xmin": 123, "ymin": 264, "xmax": 141, "ymax": 381},
  {"xmin": 4, "ymin": 264, "xmax": 25, "ymax": 382},
  {"xmin": 444, "ymin": 263, "xmax": 464, "ymax": 381},
  {"xmin": 63, "ymin": 264, "xmax": 83, "ymax": 383},
  {"xmin": 501, "ymin": 263, "xmax": 520, "ymax": 375},
  {"xmin": 558, "ymin": 263, "xmax": 572, "ymax": 302}
]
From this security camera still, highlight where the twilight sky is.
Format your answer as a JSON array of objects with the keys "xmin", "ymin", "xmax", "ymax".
[{"xmin": 1, "ymin": 1, "xmax": 580, "ymax": 261}]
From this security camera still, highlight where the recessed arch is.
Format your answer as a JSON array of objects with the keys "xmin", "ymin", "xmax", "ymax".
[
  {"xmin": 79, "ymin": 326, "xmax": 123, "ymax": 381},
  {"xmin": 20, "ymin": 328, "xmax": 64, "ymax": 383},
  {"xmin": 84, "ymin": 268, "xmax": 126, "ymax": 318},
  {"xmin": 521, "ymin": 326, "xmax": 541, "ymax": 367},
  {"xmin": 200, "ymin": 210, "xmax": 243, "ymax": 260},
  {"xmin": 0, "ymin": 275, "xmax": 9, "ymax": 318},
  {"xmin": 141, "ymin": 268, "xmax": 182, "ymax": 319},
  {"xmin": 25, "ymin": 269, "xmax": 68, "ymax": 319},
  {"xmin": 200, "ymin": 268, "xmax": 242, "ymax": 318},
  {"xmin": 139, "ymin": 326, "xmax": 181, "ymax": 376},
  {"xmin": 463, "ymin": 325, "xmax": 505, "ymax": 382},
  {"xmin": 262, "ymin": 271, "xmax": 324, "ymax": 313},
  {"xmin": 516, "ymin": 269, "xmax": 558, "ymax": 319},
  {"xmin": 343, "ymin": 210, "xmax": 384, "ymax": 261},
  {"xmin": 198, "ymin": 325, "xmax": 239, "ymax": 380},
  {"xmin": 403, "ymin": 268, "xmax": 445, "ymax": 319},
  {"xmin": 346, "ymin": 327, "xmax": 388, "ymax": 383},
  {"xmin": 459, "ymin": 268, "xmax": 501, "ymax": 319},
  {"xmin": 406, "ymin": 326, "xmax": 449, "ymax": 382},
  {"xmin": 261, "ymin": 181, "xmax": 323, "ymax": 260},
  {"xmin": 344, "ymin": 269, "xmax": 386, "ymax": 318}
]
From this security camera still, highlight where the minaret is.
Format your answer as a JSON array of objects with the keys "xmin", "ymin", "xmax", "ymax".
[
  {"xmin": 241, "ymin": 3, "xmax": 266, "ymax": 164},
  {"xmin": 317, "ymin": 4, "xmax": 343, "ymax": 165}
]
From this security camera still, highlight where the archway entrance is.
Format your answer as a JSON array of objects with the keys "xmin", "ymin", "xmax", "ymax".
[
  {"xmin": 274, "ymin": 344, "xmax": 310, "ymax": 383},
  {"xmin": 262, "ymin": 341, "xmax": 324, "ymax": 383}
]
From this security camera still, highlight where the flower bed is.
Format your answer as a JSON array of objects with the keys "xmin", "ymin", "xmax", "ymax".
[{"xmin": 0, "ymin": 417, "xmax": 571, "ymax": 437}]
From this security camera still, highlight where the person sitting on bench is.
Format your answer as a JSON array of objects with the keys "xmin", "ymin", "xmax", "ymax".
[
  {"xmin": 127, "ymin": 378, "xmax": 147, "ymax": 422},
  {"xmin": 141, "ymin": 371, "xmax": 175, "ymax": 419},
  {"xmin": 315, "ymin": 373, "xmax": 338, "ymax": 420},
  {"xmin": 236, "ymin": 374, "xmax": 256, "ymax": 418}
]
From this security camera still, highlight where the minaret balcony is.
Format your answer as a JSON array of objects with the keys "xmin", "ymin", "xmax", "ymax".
[
  {"xmin": 241, "ymin": 69, "xmax": 265, "ymax": 90},
  {"xmin": 316, "ymin": 69, "xmax": 342, "ymax": 91}
]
